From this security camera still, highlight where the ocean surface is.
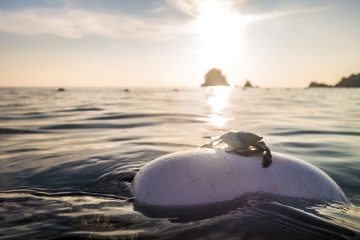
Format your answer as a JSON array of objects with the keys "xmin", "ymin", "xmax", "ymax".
[{"xmin": 0, "ymin": 87, "xmax": 359, "ymax": 240}]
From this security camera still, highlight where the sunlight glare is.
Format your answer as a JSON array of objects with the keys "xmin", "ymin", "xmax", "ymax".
[
  {"xmin": 208, "ymin": 113, "xmax": 228, "ymax": 128},
  {"xmin": 206, "ymin": 86, "xmax": 233, "ymax": 127},
  {"xmin": 194, "ymin": 0, "xmax": 248, "ymax": 76}
]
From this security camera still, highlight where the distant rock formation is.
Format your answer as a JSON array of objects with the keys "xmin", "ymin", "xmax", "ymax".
[
  {"xmin": 244, "ymin": 80, "xmax": 253, "ymax": 88},
  {"xmin": 308, "ymin": 73, "xmax": 360, "ymax": 88},
  {"xmin": 201, "ymin": 68, "xmax": 229, "ymax": 87},
  {"xmin": 308, "ymin": 82, "xmax": 332, "ymax": 88},
  {"xmin": 57, "ymin": 88, "xmax": 65, "ymax": 92},
  {"xmin": 335, "ymin": 73, "xmax": 360, "ymax": 87}
]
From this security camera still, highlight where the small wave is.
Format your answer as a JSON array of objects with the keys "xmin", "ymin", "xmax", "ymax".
[
  {"xmin": 133, "ymin": 141, "xmax": 196, "ymax": 148},
  {"xmin": 312, "ymin": 150, "xmax": 353, "ymax": 158},
  {"xmin": 5, "ymin": 148, "xmax": 39, "ymax": 154},
  {"xmin": 56, "ymin": 107, "xmax": 103, "ymax": 112},
  {"xmin": 89, "ymin": 113, "xmax": 202, "ymax": 120},
  {"xmin": 1, "ymin": 103, "xmax": 25, "ymax": 107},
  {"xmin": 0, "ymin": 188, "xmax": 128, "ymax": 200},
  {"xmin": 272, "ymin": 130, "xmax": 360, "ymax": 137},
  {"xmin": 109, "ymin": 137, "xmax": 140, "ymax": 142},
  {"xmin": 282, "ymin": 142, "xmax": 326, "ymax": 148},
  {"xmin": 22, "ymin": 111, "xmax": 44, "ymax": 115},
  {"xmin": 0, "ymin": 114, "xmax": 52, "ymax": 120},
  {"xmin": 99, "ymin": 171, "xmax": 136, "ymax": 183},
  {"xmin": 0, "ymin": 128, "xmax": 45, "ymax": 134},
  {"xmin": 40, "ymin": 122, "xmax": 158, "ymax": 130}
]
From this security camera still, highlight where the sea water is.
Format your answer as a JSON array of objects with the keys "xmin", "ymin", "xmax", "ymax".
[{"xmin": 0, "ymin": 87, "xmax": 359, "ymax": 239}]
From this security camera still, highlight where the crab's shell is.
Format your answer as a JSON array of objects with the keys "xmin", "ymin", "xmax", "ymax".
[
  {"xmin": 132, "ymin": 149, "xmax": 349, "ymax": 207},
  {"xmin": 221, "ymin": 131, "xmax": 262, "ymax": 150}
]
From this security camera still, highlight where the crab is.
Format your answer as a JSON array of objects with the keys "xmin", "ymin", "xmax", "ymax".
[{"xmin": 202, "ymin": 131, "xmax": 272, "ymax": 168}]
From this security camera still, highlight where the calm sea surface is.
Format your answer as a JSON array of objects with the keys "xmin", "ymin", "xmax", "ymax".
[{"xmin": 0, "ymin": 87, "xmax": 359, "ymax": 239}]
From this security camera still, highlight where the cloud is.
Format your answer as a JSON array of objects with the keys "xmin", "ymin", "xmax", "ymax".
[
  {"xmin": 0, "ymin": 1, "xmax": 330, "ymax": 40},
  {"xmin": 0, "ymin": 6, "xmax": 191, "ymax": 40},
  {"xmin": 164, "ymin": 0, "xmax": 329, "ymax": 25},
  {"xmin": 248, "ymin": 6, "xmax": 331, "ymax": 21},
  {"xmin": 165, "ymin": 0, "xmax": 202, "ymax": 17}
]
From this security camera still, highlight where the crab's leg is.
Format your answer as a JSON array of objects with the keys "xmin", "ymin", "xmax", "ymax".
[
  {"xmin": 201, "ymin": 138, "xmax": 223, "ymax": 149},
  {"xmin": 256, "ymin": 141, "xmax": 272, "ymax": 168},
  {"xmin": 201, "ymin": 142, "xmax": 213, "ymax": 148},
  {"xmin": 262, "ymin": 148, "xmax": 272, "ymax": 168}
]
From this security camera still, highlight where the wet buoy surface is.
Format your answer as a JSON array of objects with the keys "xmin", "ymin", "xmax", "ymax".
[{"xmin": 132, "ymin": 149, "xmax": 349, "ymax": 207}]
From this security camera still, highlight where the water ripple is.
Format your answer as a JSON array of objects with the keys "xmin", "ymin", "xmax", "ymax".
[
  {"xmin": 89, "ymin": 112, "xmax": 202, "ymax": 120},
  {"xmin": 40, "ymin": 122, "xmax": 158, "ymax": 130},
  {"xmin": 56, "ymin": 107, "xmax": 104, "ymax": 112},
  {"xmin": 0, "ymin": 128, "xmax": 46, "ymax": 134},
  {"xmin": 272, "ymin": 130, "xmax": 360, "ymax": 136}
]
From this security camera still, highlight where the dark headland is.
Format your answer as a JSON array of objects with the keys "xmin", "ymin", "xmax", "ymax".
[
  {"xmin": 201, "ymin": 68, "xmax": 229, "ymax": 87},
  {"xmin": 309, "ymin": 73, "xmax": 360, "ymax": 88}
]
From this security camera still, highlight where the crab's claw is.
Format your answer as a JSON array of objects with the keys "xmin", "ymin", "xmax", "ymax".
[{"xmin": 262, "ymin": 149, "xmax": 272, "ymax": 168}]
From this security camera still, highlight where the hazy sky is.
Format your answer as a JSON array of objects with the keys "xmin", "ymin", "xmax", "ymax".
[{"xmin": 0, "ymin": 0, "xmax": 359, "ymax": 87}]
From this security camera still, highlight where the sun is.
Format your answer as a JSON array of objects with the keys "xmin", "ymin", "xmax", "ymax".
[{"xmin": 193, "ymin": 0, "xmax": 248, "ymax": 82}]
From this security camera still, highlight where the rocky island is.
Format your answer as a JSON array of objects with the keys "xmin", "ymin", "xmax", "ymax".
[
  {"xmin": 335, "ymin": 73, "xmax": 360, "ymax": 87},
  {"xmin": 201, "ymin": 68, "xmax": 229, "ymax": 87},
  {"xmin": 308, "ymin": 82, "xmax": 332, "ymax": 88},
  {"xmin": 309, "ymin": 73, "xmax": 360, "ymax": 88},
  {"xmin": 243, "ymin": 80, "xmax": 253, "ymax": 88}
]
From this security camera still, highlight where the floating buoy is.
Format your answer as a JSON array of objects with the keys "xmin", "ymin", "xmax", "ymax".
[{"xmin": 132, "ymin": 149, "xmax": 349, "ymax": 207}]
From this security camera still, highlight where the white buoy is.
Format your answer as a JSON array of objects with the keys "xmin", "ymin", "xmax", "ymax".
[{"xmin": 132, "ymin": 149, "xmax": 349, "ymax": 207}]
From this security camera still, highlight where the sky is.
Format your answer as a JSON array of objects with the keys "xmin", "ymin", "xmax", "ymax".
[{"xmin": 0, "ymin": 0, "xmax": 359, "ymax": 88}]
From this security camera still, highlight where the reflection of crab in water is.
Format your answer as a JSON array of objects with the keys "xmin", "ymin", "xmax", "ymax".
[{"xmin": 202, "ymin": 131, "xmax": 272, "ymax": 168}]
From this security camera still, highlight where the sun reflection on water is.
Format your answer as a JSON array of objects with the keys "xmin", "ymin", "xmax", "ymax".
[{"xmin": 206, "ymin": 86, "xmax": 233, "ymax": 127}]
